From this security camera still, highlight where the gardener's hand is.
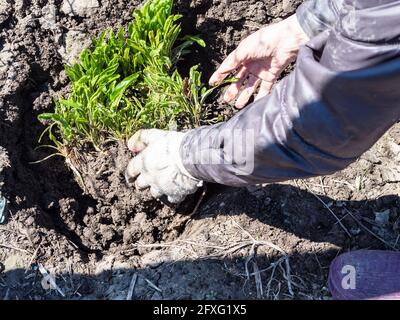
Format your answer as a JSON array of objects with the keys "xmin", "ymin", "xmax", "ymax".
[
  {"xmin": 125, "ymin": 129, "xmax": 203, "ymax": 204},
  {"xmin": 209, "ymin": 14, "xmax": 309, "ymax": 109}
]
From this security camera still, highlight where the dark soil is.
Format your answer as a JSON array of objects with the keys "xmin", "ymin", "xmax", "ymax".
[{"xmin": 0, "ymin": 0, "xmax": 399, "ymax": 300}]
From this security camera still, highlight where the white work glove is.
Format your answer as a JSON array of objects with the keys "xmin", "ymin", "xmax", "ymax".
[{"xmin": 125, "ymin": 129, "xmax": 203, "ymax": 204}]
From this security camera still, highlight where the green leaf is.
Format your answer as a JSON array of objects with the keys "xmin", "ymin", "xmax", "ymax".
[
  {"xmin": 181, "ymin": 35, "xmax": 206, "ymax": 47},
  {"xmin": 38, "ymin": 0, "xmax": 218, "ymax": 154},
  {"xmin": 110, "ymin": 73, "xmax": 139, "ymax": 107}
]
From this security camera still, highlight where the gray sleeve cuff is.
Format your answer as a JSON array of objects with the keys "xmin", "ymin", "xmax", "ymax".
[{"xmin": 296, "ymin": 0, "xmax": 342, "ymax": 38}]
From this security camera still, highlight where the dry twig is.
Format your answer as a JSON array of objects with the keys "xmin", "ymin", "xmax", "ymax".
[
  {"xmin": 144, "ymin": 278, "xmax": 162, "ymax": 293},
  {"xmin": 0, "ymin": 243, "xmax": 31, "ymax": 254},
  {"xmin": 37, "ymin": 263, "xmax": 65, "ymax": 297},
  {"xmin": 345, "ymin": 208, "xmax": 397, "ymax": 250},
  {"xmin": 126, "ymin": 273, "xmax": 138, "ymax": 300},
  {"xmin": 311, "ymin": 192, "xmax": 352, "ymax": 238}
]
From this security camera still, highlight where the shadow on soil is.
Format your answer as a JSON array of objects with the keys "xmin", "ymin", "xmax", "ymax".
[
  {"xmin": 193, "ymin": 184, "xmax": 400, "ymax": 247},
  {"xmin": 1, "ymin": 249, "xmax": 338, "ymax": 300},
  {"xmin": 1, "ymin": 185, "xmax": 398, "ymax": 300}
]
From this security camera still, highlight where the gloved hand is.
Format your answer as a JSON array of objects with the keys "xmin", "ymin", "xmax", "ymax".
[
  {"xmin": 209, "ymin": 14, "xmax": 309, "ymax": 109},
  {"xmin": 125, "ymin": 129, "xmax": 203, "ymax": 204}
]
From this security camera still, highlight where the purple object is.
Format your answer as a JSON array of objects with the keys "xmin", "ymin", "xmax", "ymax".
[{"xmin": 329, "ymin": 250, "xmax": 400, "ymax": 300}]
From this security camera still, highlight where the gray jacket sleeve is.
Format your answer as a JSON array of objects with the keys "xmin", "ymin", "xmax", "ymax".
[
  {"xmin": 180, "ymin": 0, "xmax": 400, "ymax": 187},
  {"xmin": 296, "ymin": 0, "xmax": 343, "ymax": 38}
]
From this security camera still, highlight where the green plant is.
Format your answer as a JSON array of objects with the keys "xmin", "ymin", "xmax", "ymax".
[{"xmin": 39, "ymin": 0, "xmax": 220, "ymax": 152}]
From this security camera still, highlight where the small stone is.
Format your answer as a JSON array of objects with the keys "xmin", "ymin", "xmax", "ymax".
[
  {"xmin": 381, "ymin": 166, "xmax": 400, "ymax": 183},
  {"xmin": 375, "ymin": 209, "xmax": 390, "ymax": 226},
  {"xmin": 24, "ymin": 216, "xmax": 35, "ymax": 227},
  {"xmin": 58, "ymin": 30, "xmax": 92, "ymax": 65},
  {"xmin": 0, "ymin": 43, "xmax": 14, "ymax": 79},
  {"xmin": 39, "ymin": 3, "xmax": 57, "ymax": 30},
  {"xmin": 133, "ymin": 211, "xmax": 147, "ymax": 225},
  {"xmin": 0, "ymin": 1, "xmax": 11, "ymax": 24},
  {"xmin": 61, "ymin": 0, "xmax": 100, "ymax": 17},
  {"xmin": 99, "ymin": 224, "xmax": 116, "ymax": 241},
  {"xmin": 387, "ymin": 141, "xmax": 400, "ymax": 157},
  {"xmin": 141, "ymin": 250, "xmax": 165, "ymax": 268},
  {"xmin": 350, "ymin": 227, "xmax": 361, "ymax": 236},
  {"xmin": 4, "ymin": 254, "xmax": 27, "ymax": 272},
  {"xmin": 361, "ymin": 150, "xmax": 381, "ymax": 164}
]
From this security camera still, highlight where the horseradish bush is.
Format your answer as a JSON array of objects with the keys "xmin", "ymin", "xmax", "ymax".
[{"xmin": 39, "ymin": 0, "xmax": 220, "ymax": 152}]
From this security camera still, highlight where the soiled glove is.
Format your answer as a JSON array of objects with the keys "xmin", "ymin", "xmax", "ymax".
[{"xmin": 125, "ymin": 129, "xmax": 203, "ymax": 204}]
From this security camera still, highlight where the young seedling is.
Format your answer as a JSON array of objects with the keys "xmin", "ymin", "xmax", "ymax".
[{"xmin": 38, "ymin": 0, "xmax": 222, "ymax": 154}]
